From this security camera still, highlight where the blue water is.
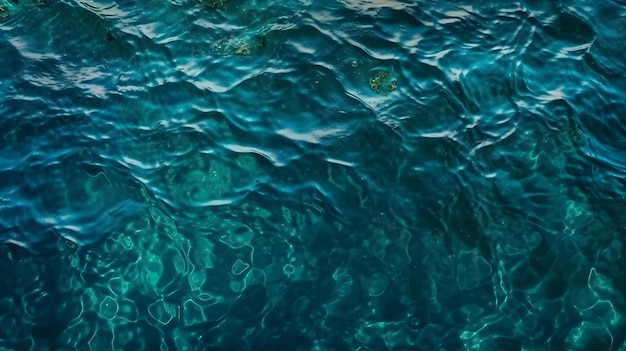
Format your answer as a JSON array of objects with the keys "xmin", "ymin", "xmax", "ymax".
[{"xmin": 1, "ymin": 0, "xmax": 626, "ymax": 349}]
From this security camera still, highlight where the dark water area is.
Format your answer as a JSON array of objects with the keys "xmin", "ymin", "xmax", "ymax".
[{"xmin": 1, "ymin": 0, "xmax": 626, "ymax": 349}]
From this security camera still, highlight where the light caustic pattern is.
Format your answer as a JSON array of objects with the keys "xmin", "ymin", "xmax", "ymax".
[{"xmin": 1, "ymin": 0, "xmax": 626, "ymax": 350}]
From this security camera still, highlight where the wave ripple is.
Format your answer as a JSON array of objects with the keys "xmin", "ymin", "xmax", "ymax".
[{"xmin": 1, "ymin": 0, "xmax": 626, "ymax": 350}]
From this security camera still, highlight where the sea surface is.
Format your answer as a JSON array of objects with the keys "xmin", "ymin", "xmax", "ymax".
[{"xmin": 1, "ymin": 0, "xmax": 626, "ymax": 350}]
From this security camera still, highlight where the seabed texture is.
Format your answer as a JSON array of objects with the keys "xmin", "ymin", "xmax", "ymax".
[{"xmin": 1, "ymin": 0, "xmax": 626, "ymax": 350}]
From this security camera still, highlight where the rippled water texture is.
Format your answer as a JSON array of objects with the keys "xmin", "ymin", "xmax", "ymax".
[{"xmin": 1, "ymin": 0, "xmax": 626, "ymax": 349}]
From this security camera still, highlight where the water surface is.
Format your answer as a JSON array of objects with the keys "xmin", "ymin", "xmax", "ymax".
[{"xmin": 1, "ymin": 0, "xmax": 626, "ymax": 350}]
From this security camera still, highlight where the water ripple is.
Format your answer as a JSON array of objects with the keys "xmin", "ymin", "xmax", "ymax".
[{"xmin": 1, "ymin": 0, "xmax": 626, "ymax": 349}]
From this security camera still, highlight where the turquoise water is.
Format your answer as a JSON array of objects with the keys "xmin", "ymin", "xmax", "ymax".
[{"xmin": 1, "ymin": 0, "xmax": 626, "ymax": 349}]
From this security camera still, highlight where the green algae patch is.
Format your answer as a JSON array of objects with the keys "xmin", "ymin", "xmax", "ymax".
[
  {"xmin": 0, "ymin": 0, "xmax": 10, "ymax": 19},
  {"xmin": 235, "ymin": 42, "xmax": 251, "ymax": 55},
  {"xmin": 369, "ymin": 70, "xmax": 397, "ymax": 94},
  {"xmin": 214, "ymin": 34, "xmax": 267, "ymax": 56}
]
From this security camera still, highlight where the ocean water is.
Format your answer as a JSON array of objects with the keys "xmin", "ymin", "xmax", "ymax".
[{"xmin": 1, "ymin": 0, "xmax": 625, "ymax": 349}]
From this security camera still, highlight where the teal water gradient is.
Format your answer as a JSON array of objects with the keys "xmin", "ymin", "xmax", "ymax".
[{"xmin": 1, "ymin": 0, "xmax": 626, "ymax": 350}]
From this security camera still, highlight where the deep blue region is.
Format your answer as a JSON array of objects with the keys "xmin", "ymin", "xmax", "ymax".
[{"xmin": 1, "ymin": 0, "xmax": 626, "ymax": 350}]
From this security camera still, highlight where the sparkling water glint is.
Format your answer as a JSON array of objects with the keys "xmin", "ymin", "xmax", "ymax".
[{"xmin": 1, "ymin": 0, "xmax": 625, "ymax": 350}]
